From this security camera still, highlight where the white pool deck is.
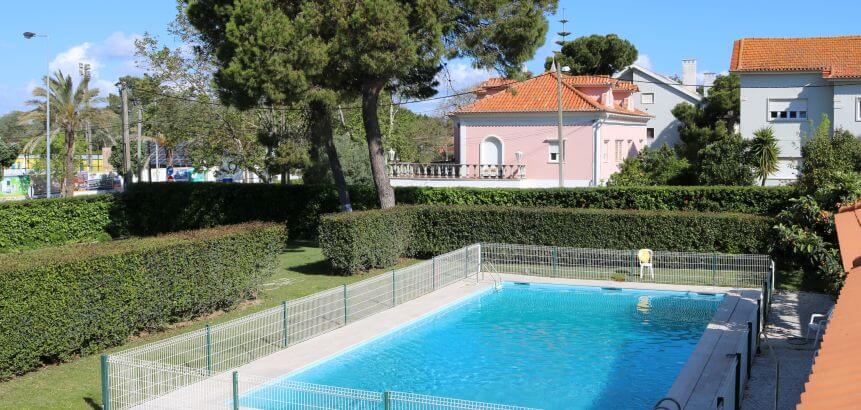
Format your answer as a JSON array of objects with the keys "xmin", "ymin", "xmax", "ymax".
[{"xmin": 136, "ymin": 275, "xmax": 737, "ymax": 409}]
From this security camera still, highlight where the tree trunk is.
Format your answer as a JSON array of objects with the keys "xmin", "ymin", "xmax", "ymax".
[
  {"xmin": 63, "ymin": 126, "xmax": 76, "ymax": 197},
  {"xmin": 361, "ymin": 83, "xmax": 395, "ymax": 209},
  {"xmin": 309, "ymin": 99, "xmax": 352, "ymax": 211}
]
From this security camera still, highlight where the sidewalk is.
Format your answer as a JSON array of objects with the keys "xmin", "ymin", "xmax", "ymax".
[{"xmin": 742, "ymin": 291, "xmax": 834, "ymax": 410}]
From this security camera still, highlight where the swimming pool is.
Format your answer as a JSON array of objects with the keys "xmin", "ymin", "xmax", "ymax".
[{"xmin": 242, "ymin": 283, "xmax": 722, "ymax": 409}]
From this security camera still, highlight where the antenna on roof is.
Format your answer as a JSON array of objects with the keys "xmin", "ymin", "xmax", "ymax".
[{"xmin": 555, "ymin": 9, "xmax": 570, "ymax": 48}]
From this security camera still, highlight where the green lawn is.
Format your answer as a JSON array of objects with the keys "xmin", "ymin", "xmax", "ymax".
[{"xmin": 0, "ymin": 243, "xmax": 420, "ymax": 410}]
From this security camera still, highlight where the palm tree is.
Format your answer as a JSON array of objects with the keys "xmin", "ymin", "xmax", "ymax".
[
  {"xmin": 22, "ymin": 70, "xmax": 100, "ymax": 196},
  {"xmin": 749, "ymin": 127, "xmax": 780, "ymax": 186}
]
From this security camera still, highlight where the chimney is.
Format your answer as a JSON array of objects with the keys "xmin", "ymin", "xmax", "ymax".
[
  {"xmin": 702, "ymin": 72, "xmax": 717, "ymax": 97},
  {"xmin": 682, "ymin": 59, "xmax": 697, "ymax": 92},
  {"xmin": 603, "ymin": 86, "xmax": 614, "ymax": 108}
]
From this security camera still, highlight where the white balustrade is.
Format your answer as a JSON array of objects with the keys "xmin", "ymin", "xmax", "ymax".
[{"xmin": 388, "ymin": 163, "xmax": 526, "ymax": 179}]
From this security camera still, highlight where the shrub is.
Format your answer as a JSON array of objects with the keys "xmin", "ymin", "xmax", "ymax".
[
  {"xmin": 0, "ymin": 183, "xmax": 790, "ymax": 253},
  {"xmin": 121, "ymin": 183, "xmax": 377, "ymax": 239},
  {"xmin": 318, "ymin": 207, "xmax": 414, "ymax": 274},
  {"xmin": 0, "ymin": 222, "xmax": 286, "ymax": 378},
  {"xmin": 0, "ymin": 194, "xmax": 124, "ymax": 252},
  {"xmin": 396, "ymin": 185, "xmax": 792, "ymax": 215},
  {"xmin": 320, "ymin": 205, "xmax": 774, "ymax": 274}
]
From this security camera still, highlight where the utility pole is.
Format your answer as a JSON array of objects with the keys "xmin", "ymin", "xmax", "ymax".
[
  {"xmin": 118, "ymin": 81, "xmax": 132, "ymax": 185},
  {"xmin": 135, "ymin": 100, "xmax": 143, "ymax": 181},
  {"xmin": 85, "ymin": 120, "xmax": 93, "ymax": 173},
  {"xmin": 553, "ymin": 56, "xmax": 565, "ymax": 188}
]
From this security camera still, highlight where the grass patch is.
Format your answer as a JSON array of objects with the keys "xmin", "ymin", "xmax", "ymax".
[{"xmin": 0, "ymin": 243, "xmax": 420, "ymax": 410}]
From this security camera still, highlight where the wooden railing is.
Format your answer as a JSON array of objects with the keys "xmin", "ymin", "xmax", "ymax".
[{"xmin": 388, "ymin": 163, "xmax": 526, "ymax": 179}]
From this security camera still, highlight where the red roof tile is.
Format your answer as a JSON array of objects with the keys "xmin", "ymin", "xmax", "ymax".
[
  {"xmin": 798, "ymin": 201, "xmax": 861, "ymax": 409},
  {"xmin": 564, "ymin": 75, "xmax": 639, "ymax": 91},
  {"xmin": 730, "ymin": 36, "xmax": 861, "ymax": 79},
  {"xmin": 456, "ymin": 72, "xmax": 648, "ymax": 116}
]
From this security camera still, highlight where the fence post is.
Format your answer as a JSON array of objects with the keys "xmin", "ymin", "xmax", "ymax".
[
  {"xmin": 712, "ymin": 252, "xmax": 718, "ymax": 286},
  {"xmin": 746, "ymin": 321, "xmax": 753, "ymax": 380},
  {"xmin": 733, "ymin": 353, "xmax": 741, "ymax": 410},
  {"xmin": 232, "ymin": 371, "xmax": 239, "ymax": 410},
  {"xmin": 755, "ymin": 299, "xmax": 762, "ymax": 354},
  {"xmin": 629, "ymin": 249, "xmax": 636, "ymax": 277},
  {"xmin": 464, "ymin": 247, "xmax": 469, "ymax": 279},
  {"xmin": 432, "ymin": 256, "xmax": 436, "ymax": 290},
  {"xmin": 343, "ymin": 284, "xmax": 348, "ymax": 325},
  {"xmin": 392, "ymin": 270, "xmax": 397, "ymax": 306},
  {"xmin": 100, "ymin": 355, "xmax": 110, "ymax": 410},
  {"xmin": 282, "ymin": 301, "xmax": 289, "ymax": 348},
  {"xmin": 552, "ymin": 247, "xmax": 558, "ymax": 277},
  {"xmin": 384, "ymin": 391, "xmax": 392, "ymax": 410},
  {"xmin": 205, "ymin": 323, "xmax": 212, "ymax": 375}
]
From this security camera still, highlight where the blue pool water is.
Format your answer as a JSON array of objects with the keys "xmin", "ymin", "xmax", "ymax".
[{"xmin": 247, "ymin": 283, "xmax": 722, "ymax": 409}]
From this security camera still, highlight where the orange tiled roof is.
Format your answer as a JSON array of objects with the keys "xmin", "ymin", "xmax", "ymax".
[
  {"xmin": 798, "ymin": 201, "xmax": 861, "ymax": 409},
  {"xmin": 456, "ymin": 72, "xmax": 648, "ymax": 116},
  {"xmin": 730, "ymin": 35, "xmax": 861, "ymax": 79},
  {"xmin": 564, "ymin": 75, "xmax": 639, "ymax": 91}
]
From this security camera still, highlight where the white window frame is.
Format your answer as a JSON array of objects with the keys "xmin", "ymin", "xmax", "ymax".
[
  {"xmin": 548, "ymin": 141, "xmax": 560, "ymax": 163},
  {"xmin": 641, "ymin": 93, "xmax": 655, "ymax": 104},
  {"xmin": 614, "ymin": 140, "xmax": 624, "ymax": 164},
  {"xmin": 856, "ymin": 98, "xmax": 861, "ymax": 122},
  {"xmin": 767, "ymin": 98, "xmax": 808, "ymax": 122}
]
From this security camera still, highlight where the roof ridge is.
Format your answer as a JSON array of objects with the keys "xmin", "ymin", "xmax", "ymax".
[{"xmin": 737, "ymin": 34, "xmax": 861, "ymax": 41}]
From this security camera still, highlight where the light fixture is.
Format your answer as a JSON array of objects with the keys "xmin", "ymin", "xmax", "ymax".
[{"xmin": 387, "ymin": 148, "xmax": 396, "ymax": 162}]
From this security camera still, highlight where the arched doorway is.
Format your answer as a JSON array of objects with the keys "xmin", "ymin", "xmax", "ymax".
[{"xmin": 480, "ymin": 136, "xmax": 503, "ymax": 165}]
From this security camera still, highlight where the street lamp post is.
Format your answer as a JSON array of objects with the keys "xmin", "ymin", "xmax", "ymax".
[{"xmin": 24, "ymin": 31, "xmax": 51, "ymax": 198}]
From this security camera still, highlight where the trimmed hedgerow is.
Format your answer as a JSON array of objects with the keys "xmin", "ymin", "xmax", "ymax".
[
  {"xmin": 0, "ymin": 194, "xmax": 124, "ymax": 252},
  {"xmin": 0, "ymin": 222, "xmax": 286, "ymax": 379},
  {"xmin": 320, "ymin": 205, "xmax": 774, "ymax": 274},
  {"xmin": 0, "ymin": 184, "xmax": 791, "ymax": 253},
  {"xmin": 318, "ymin": 207, "xmax": 414, "ymax": 274},
  {"xmin": 121, "ymin": 183, "xmax": 378, "ymax": 239},
  {"xmin": 396, "ymin": 186, "xmax": 794, "ymax": 215}
]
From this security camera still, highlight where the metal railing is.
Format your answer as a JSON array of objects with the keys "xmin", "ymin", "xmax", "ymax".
[
  {"xmin": 481, "ymin": 243, "xmax": 772, "ymax": 288},
  {"xmin": 123, "ymin": 366, "xmax": 539, "ymax": 410},
  {"xmin": 105, "ymin": 244, "xmax": 481, "ymax": 409},
  {"xmin": 388, "ymin": 163, "xmax": 526, "ymax": 180},
  {"xmin": 104, "ymin": 243, "xmax": 773, "ymax": 410}
]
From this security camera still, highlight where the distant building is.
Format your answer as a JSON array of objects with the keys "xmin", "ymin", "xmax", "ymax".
[
  {"xmin": 614, "ymin": 61, "xmax": 706, "ymax": 148},
  {"xmin": 731, "ymin": 35, "xmax": 861, "ymax": 184},
  {"xmin": 389, "ymin": 72, "xmax": 651, "ymax": 188}
]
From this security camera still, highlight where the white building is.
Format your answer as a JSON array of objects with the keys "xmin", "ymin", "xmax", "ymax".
[
  {"xmin": 615, "ymin": 60, "xmax": 710, "ymax": 148},
  {"xmin": 731, "ymin": 35, "xmax": 861, "ymax": 184}
]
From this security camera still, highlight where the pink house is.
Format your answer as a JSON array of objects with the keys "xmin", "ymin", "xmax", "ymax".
[{"xmin": 389, "ymin": 72, "xmax": 651, "ymax": 187}]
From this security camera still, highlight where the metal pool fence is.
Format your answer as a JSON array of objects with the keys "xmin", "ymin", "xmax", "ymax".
[
  {"xmin": 118, "ymin": 365, "xmax": 540, "ymax": 410},
  {"xmin": 480, "ymin": 243, "xmax": 773, "ymax": 288},
  {"xmin": 103, "ymin": 243, "xmax": 773, "ymax": 410}
]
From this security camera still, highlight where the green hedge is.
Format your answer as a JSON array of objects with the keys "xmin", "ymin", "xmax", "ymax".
[
  {"xmin": 0, "ymin": 222, "xmax": 286, "ymax": 379},
  {"xmin": 320, "ymin": 205, "xmax": 774, "ymax": 274},
  {"xmin": 0, "ymin": 195, "xmax": 123, "ymax": 252},
  {"xmin": 396, "ymin": 186, "xmax": 794, "ymax": 215},
  {"xmin": 121, "ymin": 183, "xmax": 378, "ymax": 239},
  {"xmin": 0, "ymin": 184, "xmax": 792, "ymax": 252}
]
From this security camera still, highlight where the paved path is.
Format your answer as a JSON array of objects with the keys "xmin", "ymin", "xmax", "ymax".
[{"xmin": 742, "ymin": 291, "xmax": 834, "ymax": 410}]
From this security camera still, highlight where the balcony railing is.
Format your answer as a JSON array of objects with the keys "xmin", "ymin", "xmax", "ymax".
[{"xmin": 388, "ymin": 163, "xmax": 526, "ymax": 179}]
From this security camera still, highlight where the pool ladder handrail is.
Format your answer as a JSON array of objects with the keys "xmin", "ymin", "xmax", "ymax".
[{"xmin": 481, "ymin": 261, "xmax": 504, "ymax": 291}]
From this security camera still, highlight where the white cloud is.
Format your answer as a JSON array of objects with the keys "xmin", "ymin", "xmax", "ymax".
[
  {"xmin": 438, "ymin": 62, "xmax": 495, "ymax": 93},
  {"xmin": 92, "ymin": 32, "xmax": 140, "ymax": 59},
  {"xmin": 634, "ymin": 54, "xmax": 652, "ymax": 70},
  {"xmin": 33, "ymin": 31, "xmax": 144, "ymax": 101}
]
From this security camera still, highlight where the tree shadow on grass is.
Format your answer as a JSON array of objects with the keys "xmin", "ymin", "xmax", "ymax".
[
  {"xmin": 289, "ymin": 259, "xmax": 342, "ymax": 276},
  {"xmin": 83, "ymin": 397, "xmax": 101, "ymax": 410}
]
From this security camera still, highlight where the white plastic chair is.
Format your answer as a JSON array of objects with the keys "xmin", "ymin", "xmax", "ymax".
[
  {"xmin": 638, "ymin": 249, "xmax": 654, "ymax": 279},
  {"xmin": 806, "ymin": 307, "xmax": 834, "ymax": 346}
]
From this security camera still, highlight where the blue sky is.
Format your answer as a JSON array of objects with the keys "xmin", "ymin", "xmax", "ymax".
[{"xmin": 1, "ymin": 0, "xmax": 860, "ymax": 115}]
